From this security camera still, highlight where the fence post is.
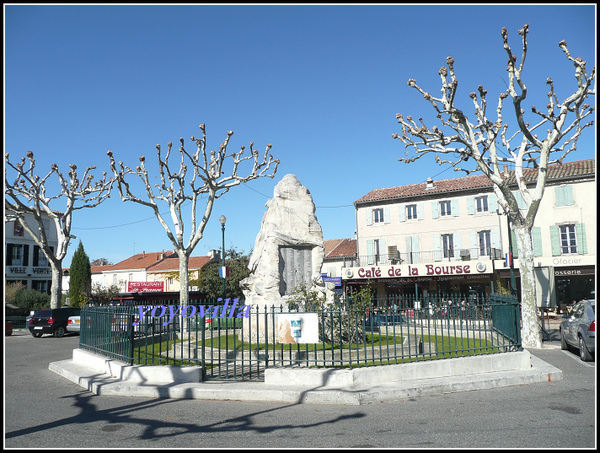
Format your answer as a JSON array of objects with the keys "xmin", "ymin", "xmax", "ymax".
[{"xmin": 129, "ymin": 312, "xmax": 135, "ymax": 366}]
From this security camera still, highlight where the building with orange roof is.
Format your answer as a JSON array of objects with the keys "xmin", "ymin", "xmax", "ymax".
[{"xmin": 345, "ymin": 159, "xmax": 595, "ymax": 308}]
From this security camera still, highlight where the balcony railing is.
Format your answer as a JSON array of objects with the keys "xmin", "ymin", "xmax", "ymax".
[{"xmin": 357, "ymin": 247, "xmax": 501, "ymax": 267}]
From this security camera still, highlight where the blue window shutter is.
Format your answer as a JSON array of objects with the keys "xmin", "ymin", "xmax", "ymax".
[
  {"xmin": 367, "ymin": 240, "xmax": 374, "ymax": 265},
  {"xmin": 549, "ymin": 226, "xmax": 561, "ymax": 256},
  {"xmin": 384, "ymin": 207, "xmax": 391, "ymax": 224},
  {"xmin": 576, "ymin": 223, "xmax": 587, "ymax": 254},
  {"xmin": 366, "ymin": 209, "xmax": 373, "ymax": 226},
  {"xmin": 491, "ymin": 229, "xmax": 500, "ymax": 251},
  {"xmin": 452, "ymin": 199, "xmax": 459, "ymax": 216},
  {"xmin": 433, "ymin": 234, "xmax": 441, "ymax": 261},
  {"xmin": 489, "ymin": 194, "xmax": 497, "ymax": 213},
  {"xmin": 532, "ymin": 227, "xmax": 543, "ymax": 257},
  {"xmin": 431, "ymin": 202, "xmax": 439, "ymax": 219},
  {"xmin": 399, "ymin": 205, "xmax": 406, "ymax": 222},
  {"xmin": 512, "ymin": 191, "xmax": 527, "ymax": 210},
  {"xmin": 555, "ymin": 186, "xmax": 574, "ymax": 207},
  {"xmin": 417, "ymin": 203, "xmax": 424, "ymax": 220},
  {"xmin": 467, "ymin": 197, "xmax": 475, "ymax": 215}
]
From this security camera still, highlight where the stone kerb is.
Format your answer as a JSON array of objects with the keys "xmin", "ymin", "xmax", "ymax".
[
  {"xmin": 73, "ymin": 348, "xmax": 202, "ymax": 384},
  {"xmin": 264, "ymin": 350, "xmax": 532, "ymax": 389}
]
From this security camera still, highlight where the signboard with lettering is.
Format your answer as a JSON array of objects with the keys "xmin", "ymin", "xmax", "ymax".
[
  {"xmin": 343, "ymin": 261, "xmax": 493, "ymax": 280},
  {"xmin": 127, "ymin": 281, "xmax": 164, "ymax": 293}
]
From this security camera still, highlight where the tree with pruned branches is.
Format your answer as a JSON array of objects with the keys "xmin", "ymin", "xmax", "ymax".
[
  {"xmin": 5, "ymin": 152, "xmax": 114, "ymax": 308},
  {"xmin": 392, "ymin": 24, "xmax": 594, "ymax": 348},
  {"xmin": 107, "ymin": 123, "xmax": 279, "ymax": 312}
]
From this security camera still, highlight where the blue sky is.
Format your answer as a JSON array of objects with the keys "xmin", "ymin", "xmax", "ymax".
[{"xmin": 5, "ymin": 4, "xmax": 596, "ymax": 267}]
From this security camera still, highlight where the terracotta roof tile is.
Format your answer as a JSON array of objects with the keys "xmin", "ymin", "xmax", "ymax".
[
  {"xmin": 324, "ymin": 238, "xmax": 357, "ymax": 258},
  {"xmin": 147, "ymin": 255, "xmax": 213, "ymax": 272},
  {"xmin": 355, "ymin": 159, "xmax": 595, "ymax": 205},
  {"xmin": 107, "ymin": 251, "xmax": 178, "ymax": 271}
]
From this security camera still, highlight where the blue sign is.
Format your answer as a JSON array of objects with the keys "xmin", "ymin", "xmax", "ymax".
[{"xmin": 322, "ymin": 276, "xmax": 342, "ymax": 286}]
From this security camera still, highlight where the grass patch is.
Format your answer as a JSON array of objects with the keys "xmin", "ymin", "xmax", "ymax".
[{"xmin": 128, "ymin": 331, "xmax": 501, "ymax": 366}]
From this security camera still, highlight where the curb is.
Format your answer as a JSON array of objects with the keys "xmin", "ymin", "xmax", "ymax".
[{"xmin": 49, "ymin": 350, "xmax": 563, "ymax": 405}]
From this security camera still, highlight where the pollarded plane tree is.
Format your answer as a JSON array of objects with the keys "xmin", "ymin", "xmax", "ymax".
[
  {"xmin": 107, "ymin": 123, "xmax": 279, "ymax": 310},
  {"xmin": 5, "ymin": 152, "xmax": 114, "ymax": 308},
  {"xmin": 392, "ymin": 24, "xmax": 594, "ymax": 348}
]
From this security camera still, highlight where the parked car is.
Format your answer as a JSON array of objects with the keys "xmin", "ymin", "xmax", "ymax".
[
  {"xmin": 28, "ymin": 307, "xmax": 81, "ymax": 338},
  {"xmin": 560, "ymin": 299, "xmax": 595, "ymax": 361},
  {"xmin": 363, "ymin": 313, "xmax": 406, "ymax": 332},
  {"xmin": 67, "ymin": 315, "xmax": 81, "ymax": 333}
]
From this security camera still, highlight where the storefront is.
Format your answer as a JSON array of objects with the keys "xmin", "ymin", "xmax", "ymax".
[
  {"xmin": 342, "ymin": 260, "xmax": 495, "ymax": 305},
  {"xmin": 495, "ymin": 256, "xmax": 595, "ymax": 311}
]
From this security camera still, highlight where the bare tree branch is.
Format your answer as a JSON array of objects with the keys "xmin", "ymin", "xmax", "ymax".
[
  {"xmin": 107, "ymin": 123, "xmax": 280, "ymax": 309},
  {"xmin": 392, "ymin": 24, "xmax": 595, "ymax": 348},
  {"xmin": 5, "ymin": 152, "xmax": 115, "ymax": 308}
]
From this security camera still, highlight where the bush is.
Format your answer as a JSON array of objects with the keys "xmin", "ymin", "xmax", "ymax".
[{"xmin": 14, "ymin": 289, "xmax": 51, "ymax": 312}]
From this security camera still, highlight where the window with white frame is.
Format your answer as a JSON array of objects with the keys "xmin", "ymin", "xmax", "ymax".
[
  {"xmin": 478, "ymin": 231, "xmax": 491, "ymax": 256},
  {"xmin": 406, "ymin": 204, "xmax": 417, "ymax": 220},
  {"xmin": 442, "ymin": 234, "xmax": 454, "ymax": 258},
  {"xmin": 559, "ymin": 225, "xmax": 577, "ymax": 254},
  {"xmin": 373, "ymin": 208, "xmax": 385, "ymax": 223},
  {"xmin": 11, "ymin": 244, "xmax": 24, "ymax": 266},
  {"xmin": 475, "ymin": 196, "xmax": 488, "ymax": 213},
  {"xmin": 440, "ymin": 201, "xmax": 452, "ymax": 217}
]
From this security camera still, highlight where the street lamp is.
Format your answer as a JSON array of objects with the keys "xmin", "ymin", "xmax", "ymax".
[
  {"xmin": 497, "ymin": 208, "xmax": 517, "ymax": 296},
  {"xmin": 219, "ymin": 215, "xmax": 227, "ymax": 301}
]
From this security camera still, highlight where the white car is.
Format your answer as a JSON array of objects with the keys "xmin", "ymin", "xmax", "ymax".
[{"xmin": 67, "ymin": 315, "xmax": 81, "ymax": 333}]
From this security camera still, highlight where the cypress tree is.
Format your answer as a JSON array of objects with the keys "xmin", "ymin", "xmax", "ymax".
[{"xmin": 68, "ymin": 241, "xmax": 91, "ymax": 307}]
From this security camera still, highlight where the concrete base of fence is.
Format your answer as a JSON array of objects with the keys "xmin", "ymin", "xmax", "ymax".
[
  {"xmin": 50, "ymin": 348, "xmax": 562, "ymax": 405},
  {"xmin": 264, "ymin": 350, "xmax": 531, "ymax": 388},
  {"xmin": 62, "ymin": 348, "xmax": 203, "ymax": 384}
]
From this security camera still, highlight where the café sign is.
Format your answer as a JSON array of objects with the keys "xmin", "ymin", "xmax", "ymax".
[{"xmin": 344, "ymin": 262, "xmax": 492, "ymax": 280}]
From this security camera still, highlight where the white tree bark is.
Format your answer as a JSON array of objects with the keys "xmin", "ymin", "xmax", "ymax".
[
  {"xmin": 5, "ymin": 152, "xmax": 114, "ymax": 308},
  {"xmin": 392, "ymin": 24, "xmax": 595, "ymax": 348},
  {"xmin": 107, "ymin": 124, "xmax": 279, "ymax": 319}
]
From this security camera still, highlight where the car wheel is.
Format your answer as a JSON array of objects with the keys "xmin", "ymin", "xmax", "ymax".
[
  {"xmin": 54, "ymin": 327, "xmax": 66, "ymax": 338},
  {"xmin": 579, "ymin": 336, "xmax": 593, "ymax": 362},
  {"xmin": 560, "ymin": 330, "xmax": 569, "ymax": 350},
  {"xmin": 31, "ymin": 332, "xmax": 43, "ymax": 338}
]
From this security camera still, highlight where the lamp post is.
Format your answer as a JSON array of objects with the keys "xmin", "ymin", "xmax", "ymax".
[
  {"xmin": 497, "ymin": 207, "xmax": 517, "ymax": 296},
  {"xmin": 219, "ymin": 215, "xmax": 227, "ymax": 301}
]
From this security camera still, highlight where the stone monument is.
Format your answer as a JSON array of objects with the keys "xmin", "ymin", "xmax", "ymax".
[{"xmin": 240, "ymin": 174, "xmax": 334, "ymax": 341}]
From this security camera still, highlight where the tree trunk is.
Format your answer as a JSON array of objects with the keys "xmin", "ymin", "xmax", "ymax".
[
  {"xmin": 49, "ymin": 259, "xmax": 63, "ymax": 309},
  {"xmin": 177, "ymin": 250, "xmax": 191, "ymax": 333},
  {"xmin": 513, "ymin": 224, "xmax": 543, "ymax": 348}
]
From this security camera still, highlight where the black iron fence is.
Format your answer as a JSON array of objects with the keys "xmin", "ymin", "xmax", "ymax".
[{"xmin": 78, "ymin": 293, "xmax": 521, "ymax": 381}]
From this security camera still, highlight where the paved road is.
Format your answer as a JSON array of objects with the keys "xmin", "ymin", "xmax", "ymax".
[{"xmin": 4, "ymin": 330, "xmax": 596, "ymax": 449}]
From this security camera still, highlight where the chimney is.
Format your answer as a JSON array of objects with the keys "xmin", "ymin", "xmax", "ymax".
[{"xmin": 426, "ymin": 177, "xmax": 435, "ymax": 189}]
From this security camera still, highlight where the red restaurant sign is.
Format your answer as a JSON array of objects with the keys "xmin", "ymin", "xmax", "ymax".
[{"xmin": 127, "ymin": 281, "xmax": 164, "ymax": 293}]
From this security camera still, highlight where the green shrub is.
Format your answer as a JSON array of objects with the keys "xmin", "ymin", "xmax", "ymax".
[{"xmin": 14, "ymin": 289, "xmax": 51, "ymax": 312}]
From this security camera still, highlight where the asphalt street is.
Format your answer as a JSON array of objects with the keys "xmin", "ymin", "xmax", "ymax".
[{"xmin": 4, "ymin": 330, "xmax": 596, "ymax": 449}]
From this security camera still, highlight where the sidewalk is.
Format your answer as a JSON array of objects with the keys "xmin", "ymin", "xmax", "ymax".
[{"xmin": 49, "ymin": 345, "xmax": 563, "ymax": 406}]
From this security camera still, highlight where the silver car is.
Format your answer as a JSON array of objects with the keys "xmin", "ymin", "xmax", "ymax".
[
  {"xmin": 67, "ymin": 315, "xmax": 80, "ymax": 333},
  {"xmin": 560, "ymin": 300, "xmax": 595, "ymax": 361}
]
